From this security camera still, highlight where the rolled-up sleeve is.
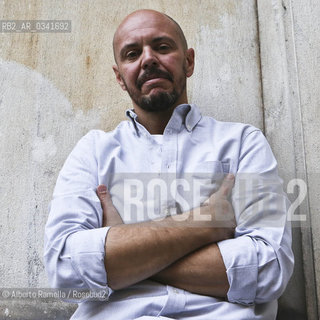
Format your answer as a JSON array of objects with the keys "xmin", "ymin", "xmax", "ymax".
[
  {"xmin": 44, "ymin": 130, "xmax": 113, "ymax": 300},
  {"xmin": 218, "ymin": 129, "xmax": 294, "ymax": 305}
]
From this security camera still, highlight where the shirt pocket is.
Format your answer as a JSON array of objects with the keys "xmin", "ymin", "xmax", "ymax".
[
  {"xmin": 193, "ymin": 160, "xmax": 229, "ymax": 174},
  {"xmin": 175, "ymin": 160, "xmax": 230, "ymax": 212}
]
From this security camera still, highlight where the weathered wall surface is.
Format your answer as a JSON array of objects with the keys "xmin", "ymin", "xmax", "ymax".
[
  {"xmin": 288, "ymin": 0, "xmax": 320, "ymax": 318},
  {"xmin": 256, "ymin": 1, "xmax": 320, "ymax": 319},
  {"xmin": 0, "ymin": 0, "xmax": 318, "ymax": 319}
]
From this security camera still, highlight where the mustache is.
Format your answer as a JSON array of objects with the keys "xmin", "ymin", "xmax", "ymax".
[{"xmin": 136, "ymin": 68, "xmax": 173, "ymax": 90}]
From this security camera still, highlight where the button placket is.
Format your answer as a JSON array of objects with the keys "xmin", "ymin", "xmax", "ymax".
[{"xmin": 157, "ymin": 286, "xmax": 186, "ymax": 316}]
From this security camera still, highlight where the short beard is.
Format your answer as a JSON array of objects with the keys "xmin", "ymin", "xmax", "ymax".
[
  {"xmin": 121, "ymin": 65, "xmax": 187, "ymax": 112},
  {"xmin": 138, "ymin": 90, "xmax": 179, "ymax": 113}
]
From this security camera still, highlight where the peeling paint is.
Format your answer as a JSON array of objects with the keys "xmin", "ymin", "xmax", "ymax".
[
  {"xmin": 0, "ymin": 59, "xmax": 103, "ymax": 294},
  {"xmin": 4, "ymin": 308, "xmax": 9, "ymax": 317},
  {"xmin": 27, "ymin": 249, "xmax": 45, "ymax": 287}
]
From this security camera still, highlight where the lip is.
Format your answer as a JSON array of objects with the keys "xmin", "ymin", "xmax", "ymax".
[{"xmin": 143, "ymin": 77, "xmax": 168, "ymax": 86}]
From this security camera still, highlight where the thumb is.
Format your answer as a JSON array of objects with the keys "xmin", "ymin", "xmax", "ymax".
[
  {"xmin": 96, "ymin": 184, "xmax": 112, "ymax": 210},
  {"xmin": 217, "ymin": 174, "xmax": 235, "ymax": 198},
  {"xmin": 96, "ymin": 184, "xmax": 123, "ymax": 227}
]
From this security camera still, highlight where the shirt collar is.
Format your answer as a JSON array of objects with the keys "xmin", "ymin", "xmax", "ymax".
[{"xmin": 126, "ymin": 104, "xmax": 202, "ymax": 135}]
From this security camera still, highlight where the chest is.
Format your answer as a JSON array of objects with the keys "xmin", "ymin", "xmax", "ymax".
[{"xmin": 98, "ymin": 133, "xmax": 235, "ymax": 223}]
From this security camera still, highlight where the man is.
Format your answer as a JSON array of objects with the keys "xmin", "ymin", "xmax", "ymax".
[{"xmin": 44, "ymin": 9, "xmax": 294, "ymax": 319}]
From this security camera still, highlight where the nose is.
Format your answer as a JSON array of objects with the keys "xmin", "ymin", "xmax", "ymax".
[{"xmin": 141, "ymin": 47, "xmax": 159, "ymax": 70}]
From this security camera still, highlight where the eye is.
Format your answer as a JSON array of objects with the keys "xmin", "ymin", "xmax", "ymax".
[
  {"xmin": 126, "ymin": 50, "xmax": 140, "ymax": 60},
  {"xmin": 158, "ymin": 44, "xmax": 171, "ymax": 52}
]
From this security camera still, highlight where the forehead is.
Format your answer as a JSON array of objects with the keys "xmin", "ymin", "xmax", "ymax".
[{"xmin": 114, "ymin": 12, "xmax": 181, "ymax": 50}]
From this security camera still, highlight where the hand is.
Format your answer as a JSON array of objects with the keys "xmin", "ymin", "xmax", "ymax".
[
  {"xmin": 191, "ymin": 174, "xmax": 236, "ymax": 240},
  {"xmin": 96, "ymin": 185, "xmax": 123, "ymax": 227},
  {"xmin": 101, "ymin": 175, "xmax": 235, "ymax": 291}
]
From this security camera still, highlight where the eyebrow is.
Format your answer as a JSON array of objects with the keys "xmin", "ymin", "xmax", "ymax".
[
  {"xmin": 151, "ymin": 36, "xmax": 176, "ymax": 46},
  {"xmin": 119, "ymin": 43, "xmax": 139, "ymax": 60},
  {"xmin": 119, "ymin": 36, "xmax": 177, "ymax": 60}
]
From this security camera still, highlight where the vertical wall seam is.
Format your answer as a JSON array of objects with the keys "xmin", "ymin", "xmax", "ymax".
[
  {"xmin": 287, "ymin": 0, "xmax": 319, "ymax": 317},
  {"xmin": 256, "ymin": 0, "xmax": 316, "ymax": 318},
  {"xmin": 254, "ymin": 0, "xmax": 266, "ymax": 134}
]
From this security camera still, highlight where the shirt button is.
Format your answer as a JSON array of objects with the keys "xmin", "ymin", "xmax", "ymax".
[{"xmin": 173, "ymin": 289, "xmax": 179, "ymax": 294}]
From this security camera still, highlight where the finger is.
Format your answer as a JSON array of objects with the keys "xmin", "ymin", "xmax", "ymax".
[
  {"xmin": 217, "ymin": 174, "xmax": 235, "ymax": 198},
  {"xmin": 96, "ymin": 184, "xmax": 112, "ymax": 211},
  {"xmin": 96, "ymin": 184, "xmax": 122, "ymax": 224}
]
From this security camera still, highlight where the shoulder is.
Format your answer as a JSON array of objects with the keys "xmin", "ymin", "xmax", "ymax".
[
  {"xmin": 78, "ymin": 120, "xmax": 130, "ymax": 146},
  {"xmin": 200, "ymin": 115, "xmax": 263, "ymax": 143}
]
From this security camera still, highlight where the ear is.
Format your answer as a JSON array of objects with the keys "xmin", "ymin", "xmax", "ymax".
[
  {"xmin": 112, "ymin": 65, "xmax": 127, "ymax": 91},
  {"xmin": 185, "ymin": 48, "xmax": 195, "ymax": 78}
]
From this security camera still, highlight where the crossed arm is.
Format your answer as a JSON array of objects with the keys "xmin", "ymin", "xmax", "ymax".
[
  {"xmin": 45, "ymin": 130, "xmax": 293, "ymax": 305},
  {"xmin": 96, "ymin": 174, "xmax": 236, "ymax": 298}
]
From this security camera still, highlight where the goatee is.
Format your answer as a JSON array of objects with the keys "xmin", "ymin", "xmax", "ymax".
[
  {"xmin": 121, "ymin": 65, "xmax": 187, "ymax": 112},
  {"xmin": 138, "ymin": 90, "xmax": 179, "ymax": 113}
]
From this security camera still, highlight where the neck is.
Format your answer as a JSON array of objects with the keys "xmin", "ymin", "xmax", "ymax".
[
  {"xmin": 133, "ymin": 90, "xmax": 188, "ymax": 134},
  {"xmin": 134, "ymin": 106, "xmax": 175, "ymax": 134}
]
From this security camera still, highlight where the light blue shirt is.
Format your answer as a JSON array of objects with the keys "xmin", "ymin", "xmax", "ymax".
[{"xmin": 44, "ymin": 104, "xmax": 294, "ymax": 320}]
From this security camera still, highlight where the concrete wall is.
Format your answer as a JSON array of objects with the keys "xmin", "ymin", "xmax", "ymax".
[{"xmin": 0, "ymin": 0, "xmax": 318, "ymax": 319}]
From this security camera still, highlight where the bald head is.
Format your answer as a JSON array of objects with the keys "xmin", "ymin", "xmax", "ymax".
[{"xmin": 113, "ymin": 9, "xmax": 188, "ymax": 63}]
